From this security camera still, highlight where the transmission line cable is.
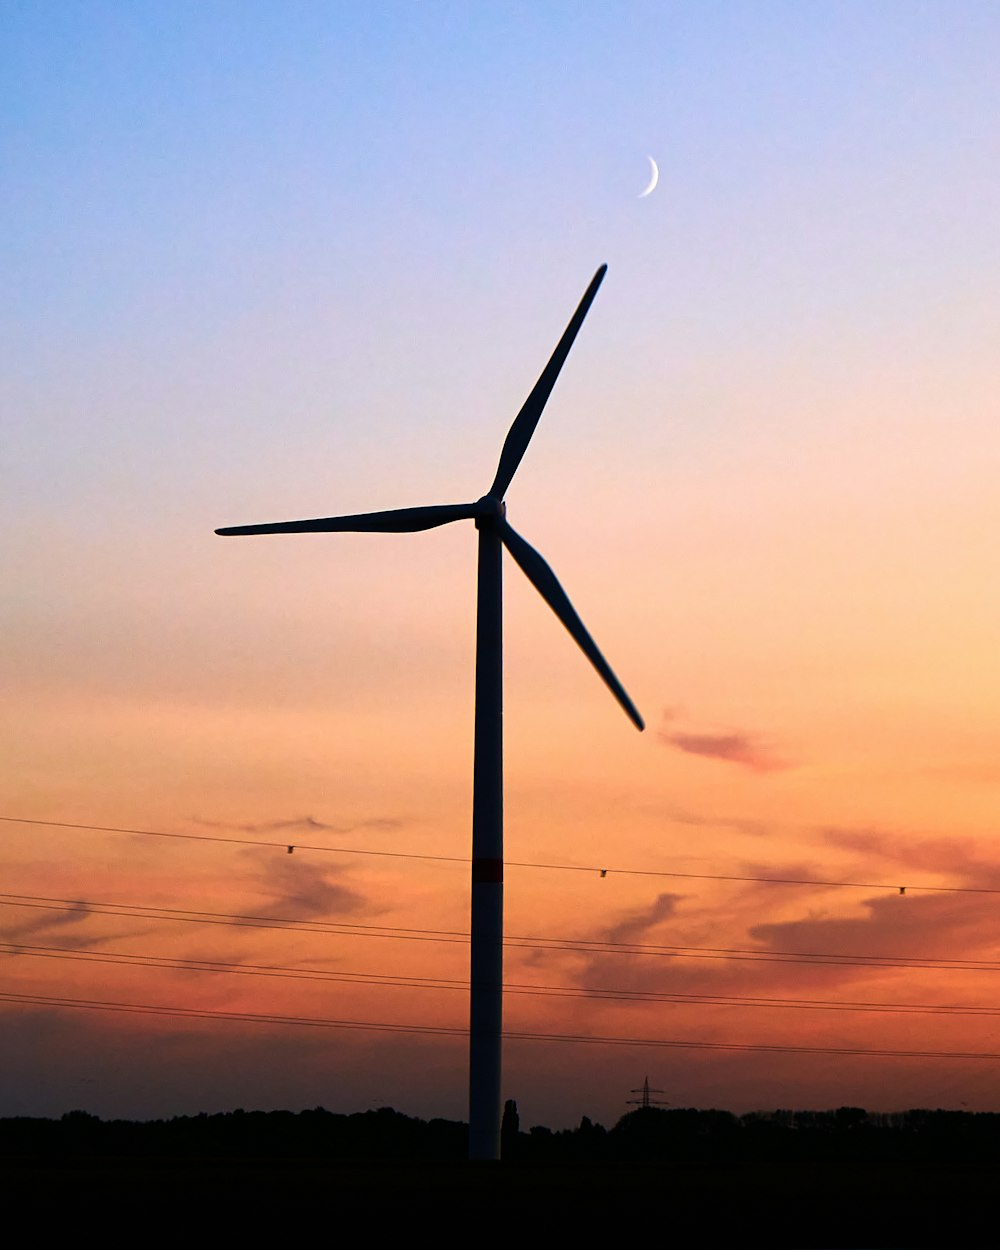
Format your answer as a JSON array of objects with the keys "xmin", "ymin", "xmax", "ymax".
[
  {"xmin": 0, "ymin": 814, "xmax": 983, "ymax": 896},
  {"xmin": 6, "ymin": 939, "xmax": 1000, "ymax": 1017},
  {"xmin": 1, "ymin": 989, "xmax": 997, "ymax": 1061},
  {"xmin": 1, "ymin": 891, "xmax": 998, "ymax": 973}
]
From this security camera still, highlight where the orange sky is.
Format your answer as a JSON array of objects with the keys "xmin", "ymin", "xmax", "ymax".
[{"xmin": 4, "ymin": 4, "xmax": 1000, "ymax": 1127}]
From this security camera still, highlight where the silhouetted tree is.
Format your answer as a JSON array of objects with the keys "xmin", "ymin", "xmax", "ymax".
[{"xmin": 501, "ymin": 1098, "xmax": 520, "ymax": 1159}]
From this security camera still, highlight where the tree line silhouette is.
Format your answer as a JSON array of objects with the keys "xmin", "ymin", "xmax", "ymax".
[{"xmin": 4, "ymin": 1103, "xmax": 1000, "ymax": 1164}]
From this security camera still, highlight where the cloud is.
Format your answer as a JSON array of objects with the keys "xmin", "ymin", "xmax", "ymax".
[
  {"xmin": 747, "ymin": 889, "xmax": 999, "ymax": 967},
  {"xmin": 549, "ymin": 892, "xmax": 686, "ymax": 986},
  {"xmin": 0, "ymin": 900, "xmax": 102, "ymax": 950},
  {"xmin": 601, "ymin": 892, "xmax": 685, "ymax": 946},
  {"xmin": 526, "ymin": 842, "xmax": 1000, "ymax": 1008},
  {"xmin": 195, "ymin": 814, "xmax": 404, "ymax": 836},
  {"xmin": 657, "ymin": 711, "xmax": 790, "ymax": 773},
  {"xmin": 252, "ymin": 856, "xmax": 369, "ymax": 921},
  {"xmin": 820, "ymin": 827, "xmax": 1000, "ymax": 890},
  {"xmin": 666, "ymin": 730, "xmax": 787, "ymax": 771},
  {"xmin": 726, "ymin": 832, "xmax": 1000, "ymax": 983}
]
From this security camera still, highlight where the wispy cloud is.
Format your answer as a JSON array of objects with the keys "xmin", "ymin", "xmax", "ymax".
[
  {"xmin": 748, "ymin": 889, "xmax": 998, "ymax": 966},
  {"xmin": 195, "ymin": 814, "xmax": 403, "ymax": 836},
  {"xmin": 658, "ymin": 710, "xmax": 790, "ymax": 773},
  {"xmin": 0, "ymin": 900, "xmax": 107, "ymax": 950},
  {"xmin": 535, "ymin": 849, "xmax": 988, "ymax": 1004},
  {"xmin": 819, "ymin": 826, "xmax": 1000, "ymax": 889},
  {"xmin": 602, "ymin": 892, "xmax": 685, "ymax": 946},
  {"xmin": 553, "ymin": 892, "xmax": 686, "ymax": 988},
  {"xmin": 252, "ymin": 856, "xmax": 369, "ymax": 920}
]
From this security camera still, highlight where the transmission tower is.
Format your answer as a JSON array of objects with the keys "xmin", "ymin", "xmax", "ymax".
[{"xmin": 627, "ymin": 1076, "xmax": 668, "ymax": 1110}]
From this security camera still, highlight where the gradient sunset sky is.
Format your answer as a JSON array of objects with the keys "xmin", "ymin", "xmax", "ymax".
[{"xmin": 4, "ymin": 2, "xmax": 1000, "ymax": 1129}]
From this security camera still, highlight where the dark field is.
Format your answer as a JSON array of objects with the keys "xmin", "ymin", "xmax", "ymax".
[{"xmin": 5, "ymin": 1157, "xmax": 996, "ymax": 1245}]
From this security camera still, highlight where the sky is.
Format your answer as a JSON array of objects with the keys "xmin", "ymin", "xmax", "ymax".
[{"xmin": 3, "ymin": 1, "xmax": 1000, "ymax": 1130}]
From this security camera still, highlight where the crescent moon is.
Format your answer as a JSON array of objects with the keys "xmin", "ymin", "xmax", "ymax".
[{"xmin": 638, "ymin": 155, "xmax": 659, "ymax": 198}]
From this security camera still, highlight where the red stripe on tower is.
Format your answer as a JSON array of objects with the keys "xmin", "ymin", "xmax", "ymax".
[{"xmin": 472, "ymin": 858, "xmax": 503, "ymax": 884}]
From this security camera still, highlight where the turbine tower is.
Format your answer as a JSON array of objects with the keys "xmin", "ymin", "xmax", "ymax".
[{"xmin": 216, "ymin": 265, "xmax": 643, "ymax": 1160}]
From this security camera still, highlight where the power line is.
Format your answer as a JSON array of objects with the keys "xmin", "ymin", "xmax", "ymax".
[
  {"xmin": 0, "ymin": 814, "xmax": 985, "ymax": 896},
  {"xmin": 1, "ymin": 989, "xmax": 998, "ymax": 1061},
  {"xmin": 0, "ymin": 941, "xmax": 467, "ymax": 989},
  {"xmin": 2, "ymin": 891, "xmax": 998, "ymax": 973},
  {"xmin": 0, "ymin": 892, "xmax": 469, "ymax": 945},
  {"xmin": 0, "ymin": 814, "xmax": 464, "ymax": 867},
  {"xmin": 8, "ymin": 939, "xmax": 1000, "ymax": 1017}
]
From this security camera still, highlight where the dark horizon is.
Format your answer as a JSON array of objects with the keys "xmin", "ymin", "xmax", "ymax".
[{"xmin": 9, "ymin": 1102, "xmax": 1000, "ymax": 1244}]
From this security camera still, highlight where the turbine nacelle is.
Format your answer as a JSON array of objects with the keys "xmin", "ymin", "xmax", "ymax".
[{"xmin": 474, "ymin": 495, "xmax": 506, "ymax": 529}]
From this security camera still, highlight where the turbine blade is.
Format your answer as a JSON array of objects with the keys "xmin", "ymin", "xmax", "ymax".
[
  {"xmin": 498, "ymin": 518, "xmax": 644, "ymax": 731},
  {"xmin": 216, "ymin": 502, "xmax": 480, "ymax": 536},
  {"xmin": 489, "ymin": 265, "xmax": 607, "ymax": 500}
]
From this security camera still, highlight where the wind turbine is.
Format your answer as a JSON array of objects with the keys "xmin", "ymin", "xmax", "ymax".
[{"xmin": 216, "ymin": 264, "xmax": 644, "ymax": 1160}]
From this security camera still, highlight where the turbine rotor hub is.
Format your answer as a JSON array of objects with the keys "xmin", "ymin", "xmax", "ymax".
[{"xmin": 474, "ymin": 495, "xmax": 506, "ymax": 529}]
